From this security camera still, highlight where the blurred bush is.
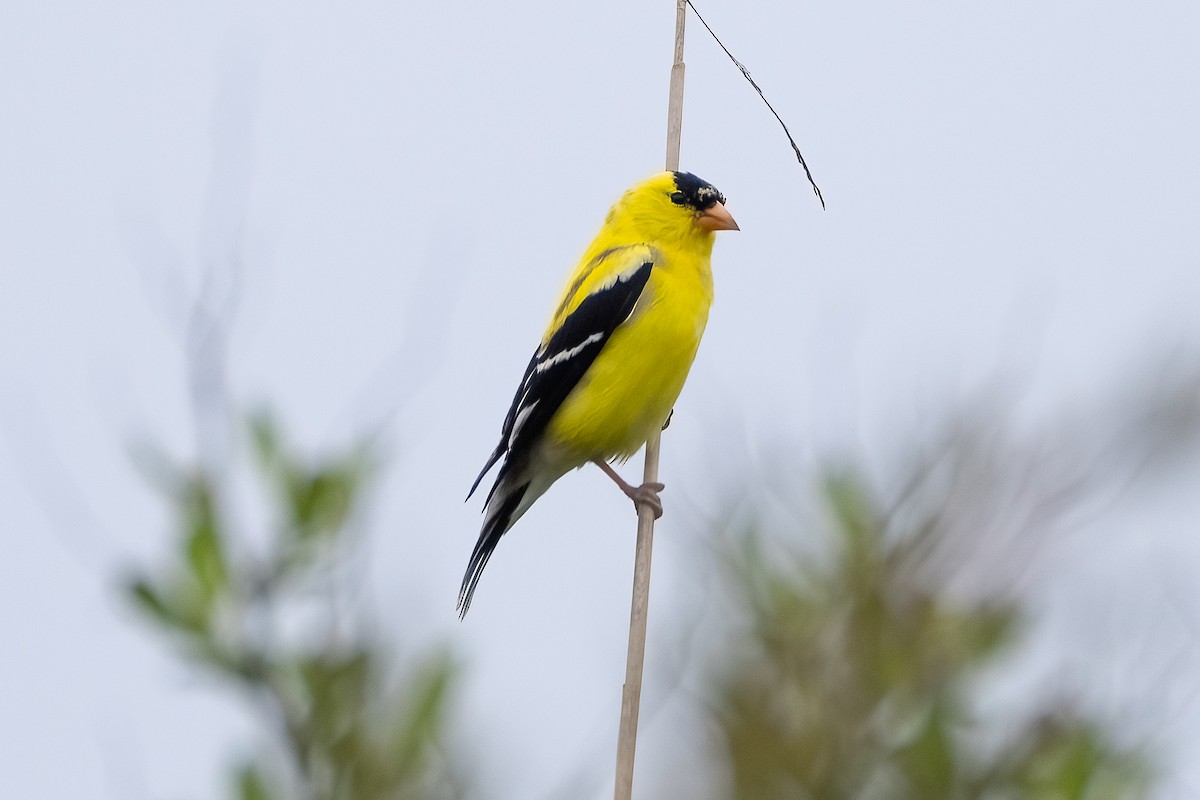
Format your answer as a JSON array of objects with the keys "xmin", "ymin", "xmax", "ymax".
[
  {"xmin": 121, "ymin": 361, "xmax": 1200, "ymax": 798},
  {"xmin": 708, "ymin": 469, "xmax": 1152, "ymax": 800},
  {"xmin": 125, "ymin": 413, "xmax": 467, "ymax": 800}
]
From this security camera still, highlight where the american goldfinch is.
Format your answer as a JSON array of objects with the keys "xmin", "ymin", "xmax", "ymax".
[{"xmin": 459, "ymin": 171, "xmax": 738, "ymax": 616}]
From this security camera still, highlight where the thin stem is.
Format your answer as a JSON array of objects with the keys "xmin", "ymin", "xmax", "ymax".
[
  {"xmin": 613, "ymin": 5, "xmax": 686, "ymax": 797},
  {"xmin": 664, "ymin": 0, "xmax": 686, "ymax": 172}
]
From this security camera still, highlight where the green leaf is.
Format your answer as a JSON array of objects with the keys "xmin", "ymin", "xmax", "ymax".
[
  {"xmin": 287, "ymin": 461, "xmax": 363, "ymax": 542},
  {"xmin": 392, "ymin": 652, "xmax": 457, "ymax": 776},
  {"xmin": 299, "ymin": 650, "xmax": 372, "ymax": 747},
  {"xmin": 248, "ymin": 412, "xmax": 282, "ymax": 475},
  {"xmin": 824, "ymin": 471, "xmax": 879, "ymax": 560},
  {"xmin": 182, "ymin": 475, "xmax": 229, "ymax": 599},
  {"xmin": 126, "ymin": 576, "xmax": 212, "ymax": 635},
  {"xmin": 900, "ymin": 708, "xmax": 956, "ymax": 797},
  {"xmin": 235, "ymin": 763, "xmax": 271, "ymax": 800},
  {"xmin": 127, "ymin": 578, "xmax": 174, "ymax": 626}
]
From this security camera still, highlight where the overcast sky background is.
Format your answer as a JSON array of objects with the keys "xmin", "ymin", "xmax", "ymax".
[{"xmin": 3, "ymin": 0, "xmax": 1200, "ymax": 797}]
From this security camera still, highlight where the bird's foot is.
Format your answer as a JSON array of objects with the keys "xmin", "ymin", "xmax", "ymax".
[
  {"xmin": 591, "ymin": 458, "xmax": 666, "ymax": 519},
  {"xmin": 622, "ymin": 481, "xmax": 665, "ymax": 519}
]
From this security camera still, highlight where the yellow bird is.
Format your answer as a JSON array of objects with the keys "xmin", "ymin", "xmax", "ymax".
[{"xmin": 459, "ymin": 171, "xmax": 738, "ymax": 616}]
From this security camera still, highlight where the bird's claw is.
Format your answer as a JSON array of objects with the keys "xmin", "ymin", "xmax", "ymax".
[
  {"xmin": 623, "ymin": 482, "xmax": 665, "ymax": 519},
  {"xmin": 590, "ymin": 458, "xmax": 666, "ymax": 519}
]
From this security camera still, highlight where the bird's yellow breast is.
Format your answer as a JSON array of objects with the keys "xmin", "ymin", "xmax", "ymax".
[{"xmin": 545, "ymin": 252, "xmax": 713, "ymax": 464}]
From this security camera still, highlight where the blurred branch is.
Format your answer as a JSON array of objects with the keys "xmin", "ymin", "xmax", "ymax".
[
  {"xmin": 120, "ymin": 45, "xmax": 469, "ymax": 799},
  {"xmin": 706, "ymin": 468, "xmax": 1153, "ymax": 799},
  {"xmin": 687, "ymin": 360, "xmax": 1200, "ymax": 799},
  {"xmin": 126, "ymin": 412, "xmax": 467, "ymax": 800}
]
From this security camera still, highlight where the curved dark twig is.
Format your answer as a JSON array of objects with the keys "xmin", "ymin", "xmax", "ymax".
[{"xmin": 686, "ymin": 0, "xmax": 825, "ymax": 209}]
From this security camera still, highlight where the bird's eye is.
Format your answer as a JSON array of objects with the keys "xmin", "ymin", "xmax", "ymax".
[{"xmin": 669, "ymin": 191, "xmax": 688, "ymax": 206}]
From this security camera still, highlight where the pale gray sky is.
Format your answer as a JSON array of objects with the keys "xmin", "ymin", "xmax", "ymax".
[{"xmin": 3, "ymin": 0, "xmax": 1200, "ymax": 797}]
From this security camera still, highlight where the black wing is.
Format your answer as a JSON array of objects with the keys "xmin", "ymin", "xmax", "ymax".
[{"xmin": 467, "ymin": 255, "xmax": 654, "ymax": 500}]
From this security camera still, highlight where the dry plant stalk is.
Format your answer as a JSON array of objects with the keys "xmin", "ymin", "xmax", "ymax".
[{"xmin": 613, "ymin": 5, "xmax": 686, "ymax": 798}]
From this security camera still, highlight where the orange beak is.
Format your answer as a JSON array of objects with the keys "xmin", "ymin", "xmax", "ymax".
[{"xmin": 697, "ymin": 202, "xmax": 740, "ymax": 232}]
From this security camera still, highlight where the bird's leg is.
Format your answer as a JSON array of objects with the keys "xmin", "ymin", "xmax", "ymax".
[{"xmin": 591, "ymin": 458, "xmax": 665, "ymax": 519}]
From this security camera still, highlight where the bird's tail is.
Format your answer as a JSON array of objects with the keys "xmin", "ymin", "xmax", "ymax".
[{"xmin": 457, "ymin": 467, "xmax": 555, "ymax": 618}]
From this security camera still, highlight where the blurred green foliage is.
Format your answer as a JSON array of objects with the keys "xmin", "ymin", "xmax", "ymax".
[
  {"xmin": 124, "ymin": 409, "xmax": 1176, "ymax": 799},
  {"xmin": 711, "ymin": 471, "xmax": 1152, "ymax": 800},
  {"xmin": 126, "ymin": 413, "xmax": 466, "ymax": 800}
]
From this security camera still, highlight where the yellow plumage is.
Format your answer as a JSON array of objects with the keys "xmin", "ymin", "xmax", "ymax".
[{"xmin": 459, "ymin": 170, "xmax": 737, "ymax": 615}]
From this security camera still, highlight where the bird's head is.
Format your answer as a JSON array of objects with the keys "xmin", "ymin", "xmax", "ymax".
[{"xmin": 608, "ymin": 171, "xmax": 739, "ymax": 247}]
